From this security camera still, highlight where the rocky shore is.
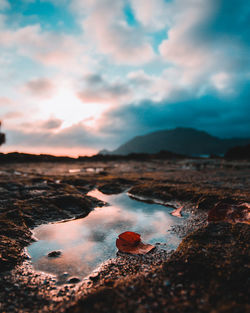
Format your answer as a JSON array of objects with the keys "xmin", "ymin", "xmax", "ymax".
[{"xmin": 0, "ymin": 158, "xmax": 249, "ymax": 312}]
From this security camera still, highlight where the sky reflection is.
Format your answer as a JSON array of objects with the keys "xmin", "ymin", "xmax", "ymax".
[{"xmin": 28, "ymin": 189, "xmax": 184, "ymax": 281}]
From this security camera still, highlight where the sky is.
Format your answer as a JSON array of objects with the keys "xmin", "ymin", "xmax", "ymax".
[{"xmin": 0, "ymin": 0, "xmax": 250, "ymax": 156}]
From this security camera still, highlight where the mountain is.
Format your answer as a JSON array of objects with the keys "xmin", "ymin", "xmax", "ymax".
[
  {"xmin": 101, "ymin": 128, "xmax": 250, "ymax": 156},
  {"xmin": 98, "ymin": 149, "xmax": 112, "ymax": 155}
]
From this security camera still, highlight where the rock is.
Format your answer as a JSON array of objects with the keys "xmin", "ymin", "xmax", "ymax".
[
  {"xmin": 67, "ymin": 277, "xmax": 81, "ymax": 284},
  {"xmin": 163, "ymin": 280, "xmax": 171, "ymax": 287},
  {"xmin": 62, "ymin": 272, "xmax": 69, "ymax": 277},
  {"xmin": 208, "ymin": 201, "xmax": 250, "ymax": 224},
  {"xmin": 98, "ymin": 183, "xmax": 125, "ymax": 195},
  {"xmin": 98, "ymin": 178, "xmax": 134, "ymax": 194},
  {"xmin": 47, "ymin": 250, "xmax": 61, "ymax": 258},
  {"xmin": 89, "ymin": 273, "xmax": 100, "ymax": 282}
]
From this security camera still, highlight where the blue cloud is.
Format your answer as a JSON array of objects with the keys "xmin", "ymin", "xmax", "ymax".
[
  {"xmin": 206, "ymin": 0, "xmax": 250, "ymax": 41},
  {"xmin": 101, "ymin": 81, "xmax": 250, "ymax": 144}
]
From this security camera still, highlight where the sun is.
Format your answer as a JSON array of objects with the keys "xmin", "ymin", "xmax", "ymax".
[{"xmin": 41, "ymin": 88, "xmax": 107, "ymax": 128}]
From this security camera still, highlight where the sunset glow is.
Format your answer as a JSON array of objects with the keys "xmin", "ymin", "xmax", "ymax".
[{"xmin": 41, "ymin": 89, "xmax": 107, "ymax": 128}]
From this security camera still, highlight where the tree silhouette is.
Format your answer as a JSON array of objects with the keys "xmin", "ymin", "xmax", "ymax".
[{"xmin": 0, "ymin": 121, "xmax": 6, "ymax": 146}]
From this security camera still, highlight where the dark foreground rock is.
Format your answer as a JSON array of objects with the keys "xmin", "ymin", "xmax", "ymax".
[
  {"xmin": 98, "ymin": 178, "xmax": 135, "ymax": 194},
  {"xmin": 225, "ymin": 144, "xmax": 250, "ymax": 160},
  {"xmin": 0, "ymin": 175, "xmax": 106, "ymax": 271}
]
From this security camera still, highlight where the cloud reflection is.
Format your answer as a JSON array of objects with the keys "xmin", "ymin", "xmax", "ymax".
[{"xmin": 28, "ymin": 190, "xmax": 183, "ymax": 280}]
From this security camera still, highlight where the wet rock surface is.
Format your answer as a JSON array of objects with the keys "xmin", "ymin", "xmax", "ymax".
[
  {"xmin": 0, "ymin": 159, "xmax": 249, "ymax": 312},
  {"xmin": 67, "ymin": 223, "xmax": 249, "ymax": 313},
  {"xmin": 98, "ymin": 178, "xmax": 135, "ymax": 194},
  {"xmin": 0, "ymin": 169, "xmax": 106, "ymax": 271}
]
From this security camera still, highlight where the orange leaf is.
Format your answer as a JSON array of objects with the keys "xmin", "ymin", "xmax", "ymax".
[
  {"xmin": 116, "ymin": 231, "xmax": 155, "ymax": 255},
  {"xmin": 118, "ymin": 231, "xmax": 141, "ymax": 246}
]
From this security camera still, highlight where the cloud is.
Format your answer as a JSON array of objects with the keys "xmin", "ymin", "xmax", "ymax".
[
  {"xmin": 24, "ymin": 78, "xmax": 55, "ymax": 98},
  {"xmin": 126, "ymin": 70, "xmax": 163, "ymax": 102},
  {"xmin": 18, "ymin": 117, "xmax": 63, "ymax": 131},
  {"xmin": 5, "ymin": 121, "xmax": 106, "ymax": 150},
  {"xmin": 127, "ymin": 70, "xmax": 152, "ymax": 87},
  {"xmin": 72, "ymin": 0, "xmax": 154, "ymax": 64},
  {"xmin": 129, "ymin": 0, "xmax": 170, "ymax": 30},
  {"xmin": 99, "ymin": 80, "xmax": 250, "ymax": 143},
  {"xmin": 2, "ymin": 111, "xmax": 24, "ymax": 120},
  {"xmin": 159, "ymin": 0, "xmax": 212, "ymax": 67},
  {"xmin": 159, "ymin": 0, "xmax": 250, "ymax": 93},
  {"xmin": 0, "ymin": 22, "xmax": 91, "ymax": 72},
  {"xmin": 0, "ymin": 96, "xmax": 12, "ymax": 106},
  {"xmin": 40, "ymin": 117, "xmax": 62, "ymax": 129},
  {"xmin": 0, "ymin": 0, "xmax": 10, "ymax": 11},
  {"xmin": 78, "ymin": 73, "xmax": 131, "ymax": 104},
  {"xmin": 211, "ymin": 72, "xmax": 232, "ymax": 93}
]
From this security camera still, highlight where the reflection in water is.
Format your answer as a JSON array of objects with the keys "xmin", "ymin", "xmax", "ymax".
[
  {"xmin": 68, "ymin": 167, "xmax": 104, "ymax": 174},
  {"xmin": 68, "ymin": 169, "xmax": 81, "ymax": 173},
  {"xmin": 28, "ymin": 189, "xmax": 185, "ymax": 282}
]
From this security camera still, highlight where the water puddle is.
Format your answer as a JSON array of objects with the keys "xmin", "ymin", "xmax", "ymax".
[
  {"xmin": 68, "ymin": 167, "xmax": 104, "ymax": 174},
  {"xmin": 27, "ymin": 189, "xmax": 186, "ymax": 283}
]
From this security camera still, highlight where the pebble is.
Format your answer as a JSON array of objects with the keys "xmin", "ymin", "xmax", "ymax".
[
  {"xmin": 176, "ymin": 283, "xmax": 183, "ymax": 289},
  {"xmin": 89, "ymin": 273, "xmax": 100, "ymax": 282},
  {"xmin": 67, "ymin": 277, "xmax": 81, "ymax": 284},
  {"xmin": 62, "ymin": 272, "xmax": 69, "ymax": 277},
  {"xmin": 163, "ymin": 280, "xmax": 171, "ymax": 287},
  {"xmin": 47, "ymin": 250, "xmax": 62, "ymax": 258}
]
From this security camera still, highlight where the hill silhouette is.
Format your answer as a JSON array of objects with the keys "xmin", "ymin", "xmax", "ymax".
[
  {"xmin": 100, "ymin": 128, "xmax": 250, "ymax": 156},
  {"xmin": 225, "ymin": 144, "xmax": 250, "ymax": 159}
]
